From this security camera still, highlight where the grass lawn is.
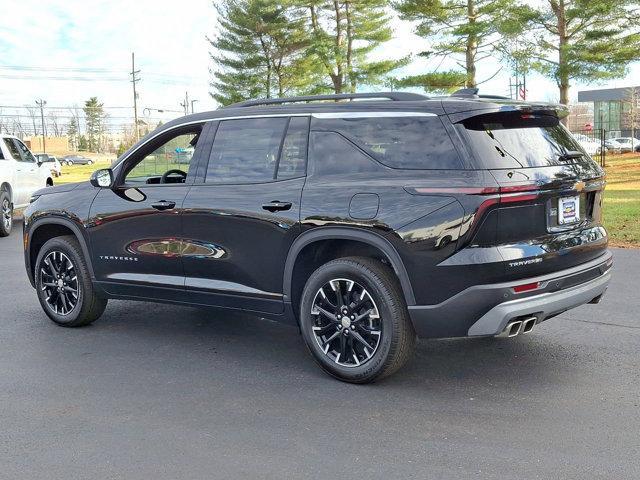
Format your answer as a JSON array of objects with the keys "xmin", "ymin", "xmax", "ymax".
[{"xmin": 602, "ymin": 153, "xmax": 640, "ymax": 248}]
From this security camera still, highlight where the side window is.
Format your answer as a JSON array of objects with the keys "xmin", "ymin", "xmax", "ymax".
[
  {"xmin": 206, "ymin": 117, "xmax": 288, "ymax": 183},
  {"xmin": 314, "ymin": 116, "xmax": 464, "ymax": 170},
  {"xmin": 124, "ymin": 129, "xmax": 201, "ymax": 184},
  {"xmin": 12, "ymin": 139, "xmax": 36, "ymax": 162},
  {"xmin": 3, "ymin": 139, "xmax": 25, "ymax": 161},
  {"xmin": 277, "ymin": 117, "xmax": 309, "ymax": 179},
  {"xmin": 309, "ymin": 131, "xmax": 380, "ymax": 176}
]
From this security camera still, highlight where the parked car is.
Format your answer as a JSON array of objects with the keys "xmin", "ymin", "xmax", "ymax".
[
  {"xmin": 35, "ymin": 153, "xmax": 62, "ymax": 177},
  {"xmin": 572, "ymin": 133, "xmax": 601, "ymax": 156},
  {"xmin": 608, "ymin": 137, "xmax": 640, "ymax": 153},
  {"xmin": 62, "ymin": 154, "xmax": 93, "ymax": 166},
  {"xmin": 0, "ymin": 134, "xmax": 54, "ymax": 236},
  {"xmin": 23, "ymin": 91, "xmax": 612, "ymax": 383}
]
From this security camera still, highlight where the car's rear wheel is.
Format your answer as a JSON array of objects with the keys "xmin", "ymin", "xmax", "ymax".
[
  {"xmin": 35, "ymin": 236, "xmax": 107, "ymax": 327},
  {"xmin": 0, "ymin": 190, "xmax": 12, "ymax": 237},
  {"xmin": 300, "ymin": 257, "xmax": 416, "ymax": 383}
]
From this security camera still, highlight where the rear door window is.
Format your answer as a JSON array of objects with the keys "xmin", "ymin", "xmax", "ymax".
[
  {"xmin": 460, "ymin": 111, "xmax": 595, "ymax": 169},
  {"xmin": 309, "ymin": 131, "xmax": 380, "ymax": 176},
  {"xmin": 277, "ymin": 117, "xmax": 309, "ymax": 179},
  {"xmin": 206, "ymin": 117, "xmax": 288, "ymax": 183},
  {"xmin": 312, "ymin": 115, "xmax": 464, "ymax": 170}
]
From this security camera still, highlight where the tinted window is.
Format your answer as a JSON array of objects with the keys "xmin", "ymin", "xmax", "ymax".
[
  {"xmin": 462, "ymin": 112, "xmax": 595, "ymax": 169},
  {"xmin": 3, "ymin": 139, "xmax": 23, "ymax": 161},
  {"xmin": 314, "ymin": 115, "xmax": 464, "ymax": 169},
  {"xmin": 310, "ymin": 131, "xmax": 380, "ymax": 176},
  {"xmin": 13, "ymin": 139, "xmax": 36, "ymax": 162},
  {"xmin": 277, "ymin": 117, "xmax": 309, "ymax": 179},
  {"xmin": 207, "ymin": 118, "xmax": 288, "ymax": 183}
]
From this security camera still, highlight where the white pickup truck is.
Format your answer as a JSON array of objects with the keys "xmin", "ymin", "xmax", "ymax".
[{"xmin": 1, "ymin": 134, "xmax": 54, "ymax": 237}]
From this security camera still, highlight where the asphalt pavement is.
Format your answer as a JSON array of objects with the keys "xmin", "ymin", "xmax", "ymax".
[{"xmin": 1, "ymin": 222, "xmax": 638, "ymax": 479}]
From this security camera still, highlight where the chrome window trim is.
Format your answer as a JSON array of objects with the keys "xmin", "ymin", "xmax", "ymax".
[
  {"xmin": 311, "ymin": 112, "xmax": 437, "ymax": 119},
  {"xmin": 113, "ymin": 111, "xmax": 438, "ymax": 171},
  {"xmin": 112, "ymin": 113, "xmax": 310, "ymax": 171}
]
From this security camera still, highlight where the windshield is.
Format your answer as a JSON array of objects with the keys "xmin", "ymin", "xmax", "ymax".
[{"xmin": 461, "ymin": 111, "xmax": 594, "ymax": 169}]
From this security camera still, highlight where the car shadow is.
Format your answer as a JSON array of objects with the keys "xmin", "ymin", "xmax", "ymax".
[{"xmin": 66, "ymin": 299, "xmax": 580, "ymax": 395}]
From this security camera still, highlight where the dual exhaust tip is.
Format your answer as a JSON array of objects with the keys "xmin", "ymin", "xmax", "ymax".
[{"xmin": 499, "ymin": 317, "xmax": 537, "ymax": 338}]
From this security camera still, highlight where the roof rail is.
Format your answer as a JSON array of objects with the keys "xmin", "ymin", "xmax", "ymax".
[
  {"xmin": 451, "ymin": 88, "xmax": 479, "ymax": 98},
  {"xmin": 225, "ymin": 92, "xmax": 428, "ymax": 108},
  {"xmin": 479, "ymin": 94, "xmax": 512, "ymax": 100}
]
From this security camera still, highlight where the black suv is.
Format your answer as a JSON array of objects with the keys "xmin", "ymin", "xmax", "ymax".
[{"xmin": 23, "ymin": 91, "xmax": 612, "ymax": 383}]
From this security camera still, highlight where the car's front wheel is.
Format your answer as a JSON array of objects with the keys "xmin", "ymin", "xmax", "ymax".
[
  {"xmin": 0, "ymin": 190, "xmax": 12, "ymax": 237},
  {"xmin": 35, "ymin": 236, "xmax": 107, "ymax": 327},
  {"xmin": 300, "ymin": 257, "xmax": 416, "ymax": 383}
]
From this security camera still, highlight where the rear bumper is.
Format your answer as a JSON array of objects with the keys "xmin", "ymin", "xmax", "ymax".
[{"xmin": 408, "ymin": 251, "xmax": 612, "ymax": 338}]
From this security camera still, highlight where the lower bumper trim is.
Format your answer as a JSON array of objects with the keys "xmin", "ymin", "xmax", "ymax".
[{"xmin": 467, "ymin": 270, "xmax": 611, "ymax": 336}]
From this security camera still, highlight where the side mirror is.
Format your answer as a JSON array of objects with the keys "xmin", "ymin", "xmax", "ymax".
[
  {"xmin": 37, "ymin": 159, "xmax": 43, "ymax": 167},
  {"xmin": 90, "ymin": 168, "xmax": 114, "ymax": 188}
]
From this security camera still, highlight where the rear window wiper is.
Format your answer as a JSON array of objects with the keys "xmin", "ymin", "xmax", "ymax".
[{"xmin": 557, "ymin": 150, "xmax": 584, "ymax": 161}]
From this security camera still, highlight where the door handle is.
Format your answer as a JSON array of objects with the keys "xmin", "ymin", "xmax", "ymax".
[
  {"xmin": 262, "ymin": 201, "xmax": 292, "ymax": 212},
  {"xmin": 151, "ymin": 200, "xmax": 176, "ymax": 211}
]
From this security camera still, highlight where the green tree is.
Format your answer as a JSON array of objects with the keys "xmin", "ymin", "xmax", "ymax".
[
  {"xmin": 516, "ymin": 0, "xmax": 640, "ymax": 105},
  {"xmin": 67, "ymin": 116, "xmax": 78, "ymax": 151},
  {"xmin": 78, "ymin": 135, "xmax": 88, "ymax": 151},
  {"xmin": 209, "ymin": 0, "xmax": 317, "ymax": 105},
  {"xmin": 394, "ymin": 0, "xmax": 521, "ymax": 89},
  {"xmin": 301, "ymin": 0, "xmax": 407, "ymax": 93},
  {"xmin": 83, "ymin": 97, "xmax": 105, "ymax": 152},
  {"xmin": 394, "ymin": 72, "xmax": 468, "ymax": 94}
]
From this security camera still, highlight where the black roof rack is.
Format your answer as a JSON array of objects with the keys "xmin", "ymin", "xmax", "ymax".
[
  {"xmin": 451, "ymin": 88, "xmax": 479, "ymax": 97},
  {"xmin": 225, "ymin": 91, "xmax": 428, "ymax": 108}
]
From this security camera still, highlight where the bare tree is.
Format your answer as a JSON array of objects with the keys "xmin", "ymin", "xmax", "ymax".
[
  {"xmin": 624, "ymin": 87, "xmax": 640, "ymax": 142},
  {"xmin": 25, "ymin": 106, "xmax": 38, "ymax": 136},
  {"xmin": 49, "ymin": 110, "xmax": 64, "ymax": 137}
]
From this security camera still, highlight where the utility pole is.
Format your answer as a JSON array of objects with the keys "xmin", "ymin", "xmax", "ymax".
[
  {"xmin": 130, "ymin": 52, "xmax": 141, "ymax": 141},
  {"xmin": 180, "ymin": 92, "xmax": 189, "ymax": 115},
  {"xmin": 35, "ymin": 99, "xmax": 47, "ymax": 152},
  {"xmin": 190, "ymin": 99, "xmax": 198, "ymax": 114}
]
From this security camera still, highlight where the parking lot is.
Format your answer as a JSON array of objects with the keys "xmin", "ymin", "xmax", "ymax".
[{"xmin": 1, "ymin": 221, "xmax": 638, "ymax": 479}]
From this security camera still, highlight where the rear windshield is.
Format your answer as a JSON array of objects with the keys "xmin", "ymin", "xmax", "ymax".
[
  {"xmin": 461, "ymin": 112, "xmax": 593, "ymax": 169},
  {"xmin": 312, "ymin": 115, "xmax": 464, "ymax": 170}
]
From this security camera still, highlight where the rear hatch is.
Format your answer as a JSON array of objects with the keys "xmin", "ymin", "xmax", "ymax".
[{"xmin": 456, "ymin": 110, "xmax": 608, "ymax": 278}]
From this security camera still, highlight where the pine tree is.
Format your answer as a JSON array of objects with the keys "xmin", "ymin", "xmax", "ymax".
[
  {"xmin": 83, "ymin": 97, "xmax": 104, "ymax": 152},
  {"xmin": 300, "ymin": 0, "xmax": 407, "ymax": 94},
  {"xmin": 209, "ymin": 0, "xmax": 317, "ymax": 105},
  {"xmin": 67, "ymin": 117, "xmax": 78, "ymax": 151},
  {"xmin": 394, "ymin": 0, "xmax": 521, "ymax": 89},
  {"xmin": 516, "ymin": 0, "xmax": 640, "ymax": 105}
]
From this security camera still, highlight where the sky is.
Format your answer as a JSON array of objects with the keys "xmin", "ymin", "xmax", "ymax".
[{"xmin": 1, "ymin": 0, "xmax": 639, "ymax": 131}]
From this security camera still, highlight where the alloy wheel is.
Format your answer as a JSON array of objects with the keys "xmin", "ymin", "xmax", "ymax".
[
  {"xmin": 39, "ymin": 251, "xmax": 80, "ymax": 316},
  {"xmin": 310, "ymin": 278, "xmax": 382, "ymax": 367},
  {"xmin": 2, "ymin": 198, "xmax": 11, "ymax": 232}
]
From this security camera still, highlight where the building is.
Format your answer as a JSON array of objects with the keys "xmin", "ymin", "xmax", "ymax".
[
  {"xmin": 577, "ymin": 86, "xmax": 640, "ymax": 137},
  {"xmin": 24, "ymin": 136, "xmax": 69, "ymax": 154}
]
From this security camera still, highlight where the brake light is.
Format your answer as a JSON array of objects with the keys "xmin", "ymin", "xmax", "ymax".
[{"xmin": 512, "ymin": 282, "xmax": 540, "ymax": 294}]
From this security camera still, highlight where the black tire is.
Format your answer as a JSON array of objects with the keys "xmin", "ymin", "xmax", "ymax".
[
  {"xmin": 87, "ymin": 160, "xmax": 93, "ymax": 165},
  {"xmin": 0, "ymin": 190, "xmax": 12, "ymax": 237},
  {"xmin": 34, "ymin": 236, "xmax": 107, "ymax": 327},
  {"xmin": 299, "ymin": 257, "xmax": 416, "ymax": 384}
]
